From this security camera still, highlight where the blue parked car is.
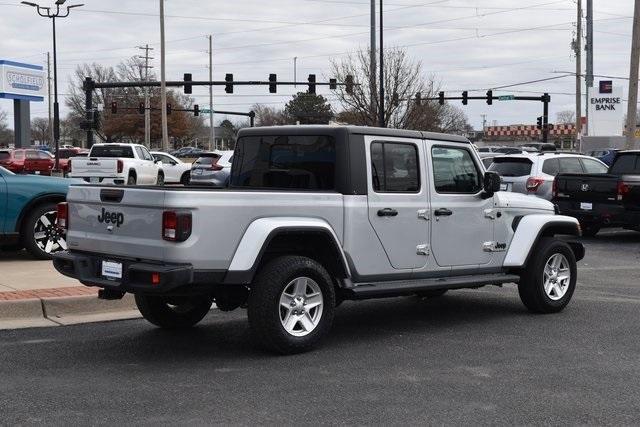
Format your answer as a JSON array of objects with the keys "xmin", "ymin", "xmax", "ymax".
[
  {"xmin": 0, "ymin": 166, "xmax": 73, "ymax": 259},
  {"xmin": 588, "ymin": 148, "xmax": 620, "ymax": 166}
]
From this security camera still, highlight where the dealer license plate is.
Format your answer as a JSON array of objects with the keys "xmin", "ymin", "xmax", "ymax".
[
  {"xmin": 101, "ymin": 261, "xmax": 123, "ymax": 280},
  {"xmin": 500, "ymin": 183, "xmax": 512, "ymax": 191},
  {"xmin": 580, "ymin": 202, "xmax": 593, "ymax": 211}
]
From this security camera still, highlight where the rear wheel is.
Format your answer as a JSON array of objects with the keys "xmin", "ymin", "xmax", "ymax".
[
  {"xmin": 180, "ymin": 172, "xmax": 190, "ymax": 185},
  {"xmin": 518, "ymin": 237, "xmax": 577, "ymax": 313},
  {"xmin": 127, "ymin": 174, "xmax": 137, "ymax": 185},
  {"xmin": 156, "ymin": 172, "xmax": 165, "ymax": 186},
  {"xmin": 135, "ymin": 294, "xmax": 213, "ymax": 329},
  {"xmin": 248, "ymin": 255, "xmax": 335, "ymax": 354},
  {"xmin": 21, "ymin": 202, "xmax": 67, "ymax": 260}
]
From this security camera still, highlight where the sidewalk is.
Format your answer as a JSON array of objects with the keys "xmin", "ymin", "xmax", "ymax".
[{"xmin": 0, "ymin": 250, "xmax": 140, "ymax": 329}]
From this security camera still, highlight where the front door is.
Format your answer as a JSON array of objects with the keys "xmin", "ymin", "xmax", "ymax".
[
  {"xmin": 367, "ymin": 137, "xmax": 429, "ymax": 270},
  {"xmin": 428, "ymin": 143, "xmax": 494, "ymax": 267}
]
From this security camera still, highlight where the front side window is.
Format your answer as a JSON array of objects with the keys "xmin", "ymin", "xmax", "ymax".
[
  {"xmin": 432, "ymin": 146, "xmax": 482, "ymax": 193},
  {"xmin": 371, "ymin": 142, "xmax": 420, "ymax": 192},
  {"xmin": 230, "ymin": 135, "xmax": 336, "ymax": 190},
  {"xmin": 14, "ymin": 151, "xmax": 24, "ymax": 160}
]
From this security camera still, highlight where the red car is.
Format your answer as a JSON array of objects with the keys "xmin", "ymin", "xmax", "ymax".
[
  {"xmin": 0, "ymin": 149, "xmax": 54, "ymax": 175},
  {"xmin": 56, "ymin": 147, "xmax": 89, "ymax": 175}
]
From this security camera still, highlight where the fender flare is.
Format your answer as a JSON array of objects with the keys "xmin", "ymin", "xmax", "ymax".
[
  {"xmin": 225, "ymin": 217, "xmax": 351, "ymax": 284},
  {"xmin": 503, "ymin": 214, "xmax": 581, "ymax": 267}
]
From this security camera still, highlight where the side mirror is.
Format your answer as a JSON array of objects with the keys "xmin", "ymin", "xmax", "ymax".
[{"xmin": 483, "ymin": 171, "xmax": 501, "ymax": 196}]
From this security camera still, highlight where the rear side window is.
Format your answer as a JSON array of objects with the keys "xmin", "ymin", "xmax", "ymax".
[
  {"xmin": 432, "ymin": 147, "xmax": 482, "ymax": 193},
  {"xmin": 559, "ymin": 157, "xmax": 584, "ymax": 173},
  {"xmin": 25, "ymin": 150, "xmax": 39, "ymax": 159},
  {"xmin": 371, "ymin": 142, "xmax": 420, "ymax": 192},
  {"xmin": 90, "ymin": 145, "xmax": 134, "ymax": 158},
  {"xmin": 230, "ymin": 135, "xmax": 336, "ymax": 190},
  {"xmin": 542, "ymin": 158, "xmax": 560, "ymax": 175},
  {"xmin": 610, "ymin": 154, "xmax": 640, "ymax": 175},
  {"xmin": 14, "ymin": 151, "xmax": 24, "ymax": 159},
  {"xmin": 580, "ymin": 158, "xmax": 608, "ymax": 174},
  {"xmin": 0, "ymin": 151, "xmax": 10, "ymax": 160},
  {"xmin": 488, "ymin": 158, "xmax": 533, "ymax": 177}
]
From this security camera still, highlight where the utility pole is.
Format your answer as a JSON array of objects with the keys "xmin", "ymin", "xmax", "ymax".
[
  {"xmin": 47, "ymin": 52, "xmax": 53, "ymax": 147},
  {"xmin": 574, "ymin": 0, "xmax": 582, "ymax": 151},
  {"xmin": 370, "ymin": 0, "xmax": 376, "ymax": 118},
  {"xmin": 378, "ymin": 0, "xmax": 385, "ymax": 128},
  {"xmin": 480, "ymin": 114, "xmax": 487, "ymax": 131},
  {"xmin": 626, "ymin": 0, "xmax": 640, "ymax": 149},
  {"xmin": 294, "ymin": 57, "xmax": 297, "ymax": 89},
  {"xmin": 137, "ymin": 44, "xmax": 153, "ymax": 148},
  {"xmin": 585, "ymin": 0, "xmax": 594, "ymax": 137},
  {"xmin": 208, "ymin": 35, "xmax": 215, "ymax": 151},
  {"xmin": 159, "ymin": 0, "xmax": 169, "ymax": 152}
]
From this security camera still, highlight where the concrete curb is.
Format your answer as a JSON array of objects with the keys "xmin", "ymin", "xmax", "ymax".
[{"xmin": 0, "ymin": 292, "xmax": 140, "ymax": 330}]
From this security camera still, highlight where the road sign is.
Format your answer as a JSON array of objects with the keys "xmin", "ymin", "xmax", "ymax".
[
  {"xmin": 200, "ymin": 108, "xmax": 212, "ymax": 113},
  {"xmin": 498, "ymin": 95, "xmax": 515, "ymax": 101}
]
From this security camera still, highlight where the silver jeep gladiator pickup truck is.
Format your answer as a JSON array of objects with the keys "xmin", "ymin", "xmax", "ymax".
[{"xmin": 54, "ymin": 125, "xmax": 584, "ymax": 354}]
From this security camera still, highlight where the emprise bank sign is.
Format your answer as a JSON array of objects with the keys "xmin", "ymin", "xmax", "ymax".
[
  {"xmin": 588, "ymin": 80, "xmax": 623, "ymax": 136},
  {"xmin": 0, "ymin": 60, "xmax": 45, "ymax": 102}
]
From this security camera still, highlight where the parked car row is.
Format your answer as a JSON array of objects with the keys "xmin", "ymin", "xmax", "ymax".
[{"xmin": 0, "ymin": 147, "xmax": 89, "ymax": 176}]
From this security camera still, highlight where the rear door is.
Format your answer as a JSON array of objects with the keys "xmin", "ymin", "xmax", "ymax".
[
  {"xmin": 429, "ymin": 144, "xmax": 494, "ymax": 267},
  {"xmin": 366, "ymin": 136, "xmax": 429, "ymax": 270}
]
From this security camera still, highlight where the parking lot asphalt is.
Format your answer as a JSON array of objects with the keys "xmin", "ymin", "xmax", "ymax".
[{"xmin": 0, "ymin": 229, "xmax": 639, "ymax": 425}]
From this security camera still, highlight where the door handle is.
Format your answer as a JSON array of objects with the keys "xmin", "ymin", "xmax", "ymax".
[
  {"xmin": 377, "ymin": 208, "xmax": 398, "ymax": 217},
  {"xmin": 434, "ymin": 208, "xmax": 453, "ymax": 217}
]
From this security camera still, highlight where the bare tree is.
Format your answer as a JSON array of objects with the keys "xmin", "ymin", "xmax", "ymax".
[
  {"xmin": 556, "ymin": 110, "xmax": 576, "ymax": 124},
  {"xmin": 0, "ymin": 109, "xmax": 13, "ymax": 147},
  {"xmin": 331, "ymin": 47, "xmax": 469, "ymax": 133},
  {"xmin": 252, "ymin": 104, "xmax": 291, "ymax": 126},
  {"xmin": 31, "ymin": 117, "xmax": 50, "ymax": 144}
]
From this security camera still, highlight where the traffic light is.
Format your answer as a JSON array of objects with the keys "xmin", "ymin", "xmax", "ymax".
[
  {"xmin": 438, "ymin": 91, "xmax": 445, "ymax": 105},
  {"xmin": 269, "ymin": 74, "xmax": 277, "ymax": 93},
  {"xmin": 111, "ymin": 101, "xmax": 117, "ymax": 114},
  {"xmin": 225, "ymin": 73, "xmax": 233, "ymax": 94},
  {"xmin": 308, "ymin": 74, "xmax": 316, "ymax": 94},
  {"xmin": 486, "ymin": 90, "xmax": 493, "ymax": 105},
  {"xmin": 138, "ymin": 102, "xmax": 145, "ymax": 114},
  {"xmin": 462, "ymin": 91, "xmax": 468, "ymax": 105},
  {"xmin": 183, "ymin": 73, "xmax": 192, "ymax": 94},
  {"xmin": 193, "ymin": 104, "xmax": 199, "ymax": 117},
  {"xmin": 329, "ymin": 78, "xmax": 337, "ymax": 90},
  {"xmin": 536, "ymin": 116, "xmax": 543, "ymax": 129},
  {"xmin": 345, "ymin": 75, "xmax": 354, "ymax": 94},
  {"xmin": 167, "ymin": 103, "xmax": 172, "ymax": 115},
  {"xmin": 415, "ymin": 92, "xmax": 422, "ymax": 106}
]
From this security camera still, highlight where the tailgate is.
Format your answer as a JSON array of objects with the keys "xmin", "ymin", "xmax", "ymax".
[
  {"xmin": 555, "ymin": 173, "xmax": 618, "ymax": 203},
  {"xmin": 70, "ymin": 158, "xmax": 118, "ymax": 177},
  {"xmin": 66, "ymin": 186, "xmax": 167, "ymax": 261}
]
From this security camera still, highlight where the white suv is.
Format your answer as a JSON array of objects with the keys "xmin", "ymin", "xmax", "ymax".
[{"xmin": 488, "ymin": 152, "xmax": 608, "ymax": 200}]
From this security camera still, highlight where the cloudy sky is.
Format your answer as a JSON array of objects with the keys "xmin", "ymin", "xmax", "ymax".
[{"xmin": 0, "ymin": 0, "xmax": 636, "ymax": 130}]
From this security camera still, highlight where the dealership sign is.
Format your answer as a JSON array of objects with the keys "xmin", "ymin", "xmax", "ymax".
[
  {"xmin": 588, "ymin": 80, "xmax": 623, "ymax": 136},
  {"xmin": 0, "ymin": 60, "xmax": 45, "ymax": 102}
]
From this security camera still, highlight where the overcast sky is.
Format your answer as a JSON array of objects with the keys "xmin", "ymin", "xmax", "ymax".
[{"xmin": 0, "ymin": 0, "xmax": 636, "ymax": 130}]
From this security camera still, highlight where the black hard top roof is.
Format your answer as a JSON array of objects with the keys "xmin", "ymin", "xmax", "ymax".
[{"xmin": 238, "ymin": 125, "xmax": 470, "ymax": 143}]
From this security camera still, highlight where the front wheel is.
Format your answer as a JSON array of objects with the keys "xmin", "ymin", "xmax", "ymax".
[
  {"xmin": 22, "ymin": 202, "xmax": 68, "ymax": 260},
  {"xmin": 135, "ymin": 295, "xmax": 213, "ymax": 329},
  {"xmin": 247, "ymin": 256, "xmax": 336, "ymax": 354},
  {"xmin": 518, "ymin": 237, "xmax": 577, "ymax": 313}
]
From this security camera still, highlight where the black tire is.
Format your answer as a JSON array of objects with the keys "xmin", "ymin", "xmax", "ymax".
[
  {"xmin": 127, "ymin": 173, "xmax": 137, "ymax": 185},
  {"xmin": 416, "ymin": 289, "xmax": 448, "ymax": 299},
  {"xmin": 21, "ymin": 202, "xmax": 66, "ymax": 260},
  {"xmin": 247, "ymin": 255, "xmax": 336, "ymax": 354},
  {"xmin": 180, "ymin": 172, "xmax": 190, "ymax": 186},
  {"xmin": 580, "ymin": 223, "xmax": 600, "ymax": 237},
  {"xmin": 518, "ymin": 237, "xmax": 577, "ymax": 314},
  {"xmin": 156, "ymin": 172, "xmax": 164, "ymax": 186},
  {"xmin": 134, "ymin": 294, "xmax": 213, "ymax": 329}
]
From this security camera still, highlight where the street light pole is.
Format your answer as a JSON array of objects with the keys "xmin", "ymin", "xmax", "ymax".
[
  {"xmin": 378, "ymin": 0, "xmax": 385, "ymax": 128},
  {"xmin": 22, "ymin": 0, "xmax": 84, "ymax": 172},
  {"xmin": 159, "ymin": 0, "xmax": 169, "ymax": 152}
]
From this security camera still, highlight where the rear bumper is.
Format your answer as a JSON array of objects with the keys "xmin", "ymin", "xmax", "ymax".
[
  {"xmin": 555, "ymin": 201, "xmax": 639, "ymax": 227},
  {"xmin": 53, "ymin": 251, "xmax": 227, "ymax": 295}
]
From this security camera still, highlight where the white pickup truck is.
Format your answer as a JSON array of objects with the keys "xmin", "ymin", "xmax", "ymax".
[
  {"xmin": 54, "ymin": 126, "xmax": 584, "ymax": 354},
  {"xmin": 69, "ymin": 143, "xmax": 163, "ymax": 185}
]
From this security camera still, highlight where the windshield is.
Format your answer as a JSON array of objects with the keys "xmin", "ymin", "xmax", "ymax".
[
  {"xmin": 89, "ymin": 145, "xmax": 134, "ymax": 158},
  {"xmin": 488, "ymin": 158, "xmax": 533, "ymax": 177}
]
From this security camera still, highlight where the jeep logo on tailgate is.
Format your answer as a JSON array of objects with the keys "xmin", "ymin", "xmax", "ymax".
[{"xmin": 97, "ymin": 207, "xmax": 124, "ymax": 227}]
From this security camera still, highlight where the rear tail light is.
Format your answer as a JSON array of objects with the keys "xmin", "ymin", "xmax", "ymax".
[
  {"xmin": 526, "ymin": 176, "xmax": 545, "ymax": 192},
  {"xmin": 117, "ymin": 159, "xmax": 124, "ymax": 173},
  {"xmin": 210, "ymin": 164, "xmax": 223, "ymax": 171},
  {"xmin": 57, "ymin": 202, "xmax": 68, "ymax": 230},
  {"xmin": 68, "ymin": 159, "xmax": 72, "ymax": 173},
  {"xmin": 617, "ymin": 181, "xmax": 630, "ymax": 201},
  {"xmin": 162, "ymin": 211, "xmax": 192, "ymax": 242}
]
